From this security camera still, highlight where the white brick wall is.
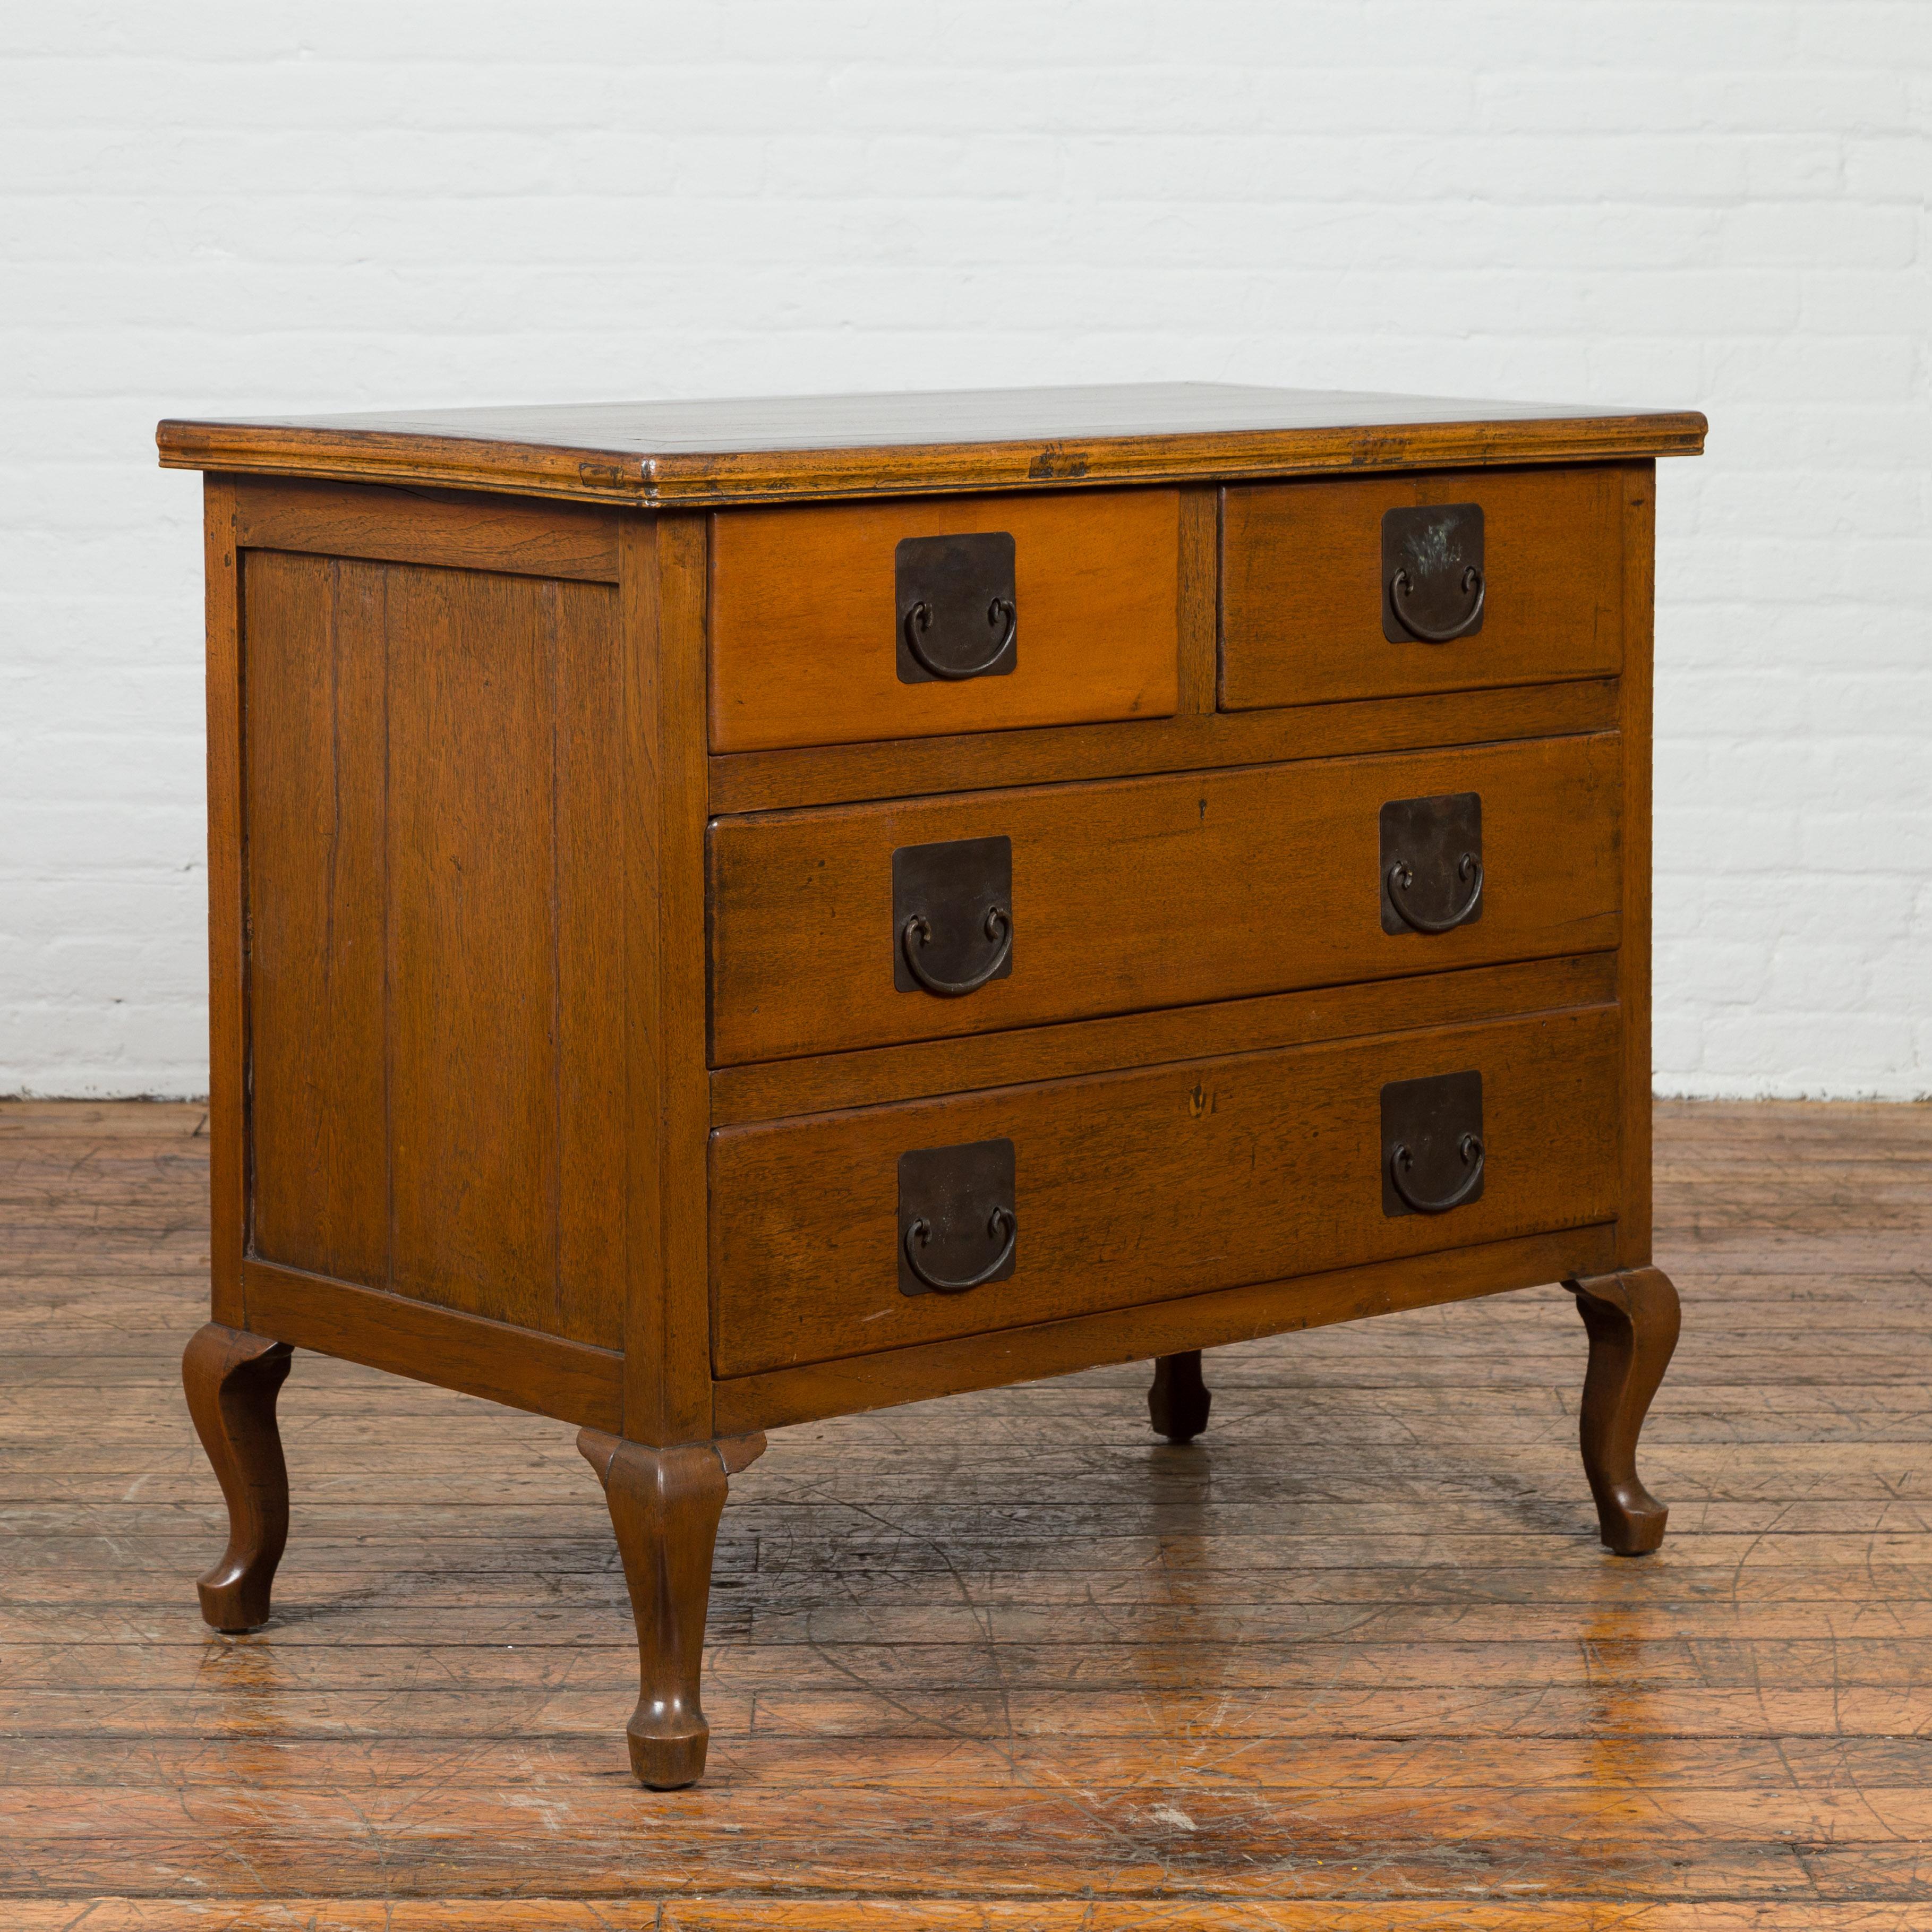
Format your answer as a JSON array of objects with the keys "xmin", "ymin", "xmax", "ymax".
[{"xmin": 2, "ymin": 2, "xmax": 1927, "ymax": 1098}]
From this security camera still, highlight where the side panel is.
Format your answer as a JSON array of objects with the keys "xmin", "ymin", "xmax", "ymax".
[{"xmin": 242, "ymin": 549, "xmax": 627, "ymax": 1348}]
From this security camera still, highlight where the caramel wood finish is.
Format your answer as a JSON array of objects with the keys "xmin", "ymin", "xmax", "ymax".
[
  {"xmin": 202, "ymin": 480, "xmax": 245, "ymax": 1327},
  {"xmin": 710, "ymin": 953, "xmax": 1619, "ymax": 1126},
  {"xmin": 708, "ymin": 674, "xmax": 1621, "ymax": 817},
  {"xmin": 179, "ymin": 1322, "xmax": 293, "ymax": 1632},
  {"xmin": 710, "ymin": 733, "xmax": 1621, "ymax": 1065},
  {"xmin": 241, "ymin": 550, "xmax": 629, "ymax": 1345},
  {"xmin": 577, "ymin": 1430, "xmax": 766, "ymax": 1788},
  {"xmin": 242, "ymin": 1260, "xmax": 621, "ymax": 1434},
  {"xmin": 1567, "ymin": 1266, "xmax": 1682, "ymax": 1556},
  {"xmin": 1175, "ymin": 488, "xmax": 1219, "ymax": 714},
  {"xmin": 1221, "ymin": 466, "xmax": 1625, "ymax": 711},
  {"xmin": 1617, "ymin": 466, "xmax": 1659, "ymax": 1268},
  {"xmin": 708, "ymin": 489, "xmax": 1180, "ymax": 751},
  {"xmin": 163, "ymin": 391, "xmax": 1698, "ymax": 1799},
  {"xmin": 619, "ymin": 514, "xmax": 715, "ymax": 1448},
  {"xmin": 22, "ymin": 1096, "xmax": 1915, "ymax": 1922},
  {"xmin": 714, "ymin": 1224, "xmax": 1619, "ymax": 1435},
  {"xmin": 233, "ymin": 477, "xmax": 620, "ymax": 581},
  {"xmin": 159, "ymin": 381, "xmax": 1706, "ymax": 506},
  {"xmin": 711, "ymin": 1005, "xmax": 1620, "ymax": 1379},
  {"xmin": 1148, "ymin": 1351, "xmax": 1211, "ymax": 1444}
]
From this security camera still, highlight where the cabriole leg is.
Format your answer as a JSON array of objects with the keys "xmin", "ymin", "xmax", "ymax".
[
  {"xmin": 1148, "ymin": 1349, "xmax": 1212, "ymax": 1444},
  {"xmin": 1567, "ymin": 1267, "xmax": 1681, "ymax": 1555},
  {"xmin": 578, "ymin": 1427, "xmax": 765, "ymax": 1790},
  {"xmin": 181, "ymin": 1322, "xmax": 295, "ymax": 1631}
]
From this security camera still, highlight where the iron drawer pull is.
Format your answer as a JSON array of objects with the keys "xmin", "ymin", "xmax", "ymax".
[
  {"xmin": 901, "ymin": 904, "xmax": 1012, "ymax": 996},
  {"xmin": 903, "ymin": 1206, "xmax": 1017, "ymax": 1293},
  {"xmin": 1389, "ymin": 1133, "xmax": 1486, "ymax": 1214},
  {"xmin": 1389, "ymin": 563, "xmax": 1485, "ymax": 643},
  {"xmin": 1387, "ymin": 851, "xmax": 1483, "ymax": 933},
  {"xmin": 903, "ymin": 595, "xmax": 1018, "ymax": 680}
]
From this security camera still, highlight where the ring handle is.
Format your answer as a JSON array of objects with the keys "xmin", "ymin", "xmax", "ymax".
[
  {"xmin": 1389, "ymin": 563, "xmax": 1485, "ymax": 644},
  {"xmin": 903, "ymin": 1206, "xmax": 1016, "ymax": 1293},
  {"xmin": 901, "ymin": 904, "xmax": 1012, "ymax": 996},
  {"xmin": 1387, "ymin": 851, "xmax": 1483, "ymax": 934},
  {"xmin": 1389, "ymin": 1133, "xmax": 1485, "ymax": 1214},
  {"xmin": 904, "ymin": 596, "xmax": 1018, "ymax": 680}
]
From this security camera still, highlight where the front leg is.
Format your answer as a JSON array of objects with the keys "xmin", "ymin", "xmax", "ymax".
[
  {"xmin": 578, "ymin": 1428, "xmax": 765, "ymax": 1789},
  {"xmin": 182, "ymin": 1322, "xmax": 294, "ymax": 1631},
  {"xmin": 1567, "ymin": 1267, "xmax": 1681, "ymax": 1555}
]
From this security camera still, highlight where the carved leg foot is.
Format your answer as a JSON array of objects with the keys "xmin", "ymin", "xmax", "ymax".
[
  {"xmin": 182, "ymin": 1322, "xmax": 294, "ymax": 1631},
  {"xmin": 578, "ymin": 1428, "xmax": 765, "ymax": 1790},
  {"xmin": 1148, "ymin": 1350, "xmax": 1212, "ymax": 1444},
  {"xmin": 1566, "ymin": 1267, "xmax": 1681, "ymax": 1556}
]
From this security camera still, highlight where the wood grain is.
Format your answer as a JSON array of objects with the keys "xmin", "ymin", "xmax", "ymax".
[
  {"xmin": 4, "ymin": 1095, "xmax": 1924, "ymax": 1920},
  {"xmin": 708, "ymin": 953, "xmax": 1619, "ymax": 1125},
  {"xmin": 709, "ymin": 732, "xmax": 1622, "ymax": 1065},
  {"xmin": 1617, "ymin": 463, "xmax": 1657, "ymax": 1267},
  {"xmin": 710, "ymin": 1005, "xmax": 1622, "ymax": 1377},
  {"xmin": 241, "ymin": 553, "xmax": 628, "ymax": 1347},
  {"xmin": 619, "ymin": 513, "xmax": 715, "ymax": 1447},
  {"xmin": 706, "ymin": 676, "xmax": 1621, "ymax": 816},
  {"xmin": 1221, "ymin": 465, "xmax": 1625, "ymax": 709},
  {"xmin": 202, "ymin": 480, "xmax": 244, "ymax": 1327},
  {"xmin": 241, "ymin": 1259, "xmax": 621, "ymax": 1433},
  {"xmin": 234, "ymin": 477, "xmax": 620, "ymax": 580},
  {"xmin": 708, "ymin": 489, "xmax": 1180, "ymax": 751},
  {"xmin": 158, "ymin": 381, "xmax": 1707, "ymax": 507}
]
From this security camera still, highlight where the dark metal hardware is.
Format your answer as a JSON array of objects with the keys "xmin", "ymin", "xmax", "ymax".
[
  {"xmin": 1380, "ymin": 791, "xmax": 1484, "ymax": 936},
  {"xmin": 897, "ymin": 1138, "xmax": 1018, "ymax": 1296},
  {"xmin": 893, "ymin": 835, "xmax": 1013, "ymax": 996},
  {"xmin": 1390, "ymin": 1133, "xmax": 1486, "ymax": 1213},
  {"xmin": 896, "ymin": 533, "xmax": 1019, "ymax": 683},
  {"xmin": 1382, "ymin": 503, "xmax": 1486, "ymax": 645},
  {"xmin": 1381, "ymin": 1070, "xmax": 1485, "ymax": 1218}
]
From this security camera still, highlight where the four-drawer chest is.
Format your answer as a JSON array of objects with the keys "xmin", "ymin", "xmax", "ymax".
[{"xmin": 157, "ymin": 383, "xmax": 1705, "ymax": 1787}]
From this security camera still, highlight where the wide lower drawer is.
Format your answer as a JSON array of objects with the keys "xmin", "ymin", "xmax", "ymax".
[
  {"xmin": 710, "ymin": 1003, "xmax": 1621, "ymax": 1377},
  {"xmin": 708, "ymin": 732, "xmax": 1620, "ymax": 1065},
  {"xmin": 709, "ymin": 489, "xmax": 1181, "ymax": 752},
  {"xmin": 1221, "ymin": 466, "xmax": 1624, "ymax": 711}
]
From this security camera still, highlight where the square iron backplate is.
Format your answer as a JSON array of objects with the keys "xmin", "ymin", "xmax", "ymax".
[
  {"xmin": 895, "ymin": 532, "xmax": 1018, "ymax": 685},
  {"xmin": 892, "ymin": 835, "xmax": 1014, "ymax": 994},
  {"xmin": 897, "ymin": 1137, "xmax": 1018, "ymax": 1297},
  {"xmin": 1381, "ymin": 502, "xmax": 1485, "ymax": 644},
  {"xmin": 1380, "ymin": 1070, "xmax": 1485, "ymax": 1218},
  {"xmin": 1379, "ymin": 791, "xmax": 1484, "ymax": 936}
]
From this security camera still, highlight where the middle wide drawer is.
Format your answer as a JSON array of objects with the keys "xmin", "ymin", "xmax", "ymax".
[{"xmin": 708, "ymin": 732, "xmax": 1621, "ymax": 1065}]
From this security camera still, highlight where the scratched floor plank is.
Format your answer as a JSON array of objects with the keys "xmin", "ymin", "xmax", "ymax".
[{"xmin": 1, "ymin": 1097, "xmax": 1929, "ymax": 1919}]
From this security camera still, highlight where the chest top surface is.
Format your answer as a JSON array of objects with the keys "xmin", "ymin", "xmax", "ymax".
[{"xmin": 158, "ymin": 380, "xmax": 1705, "ymax": 508}]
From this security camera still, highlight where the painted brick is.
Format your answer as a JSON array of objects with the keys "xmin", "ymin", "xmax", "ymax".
[{"xmin": 2, "ymin": 1, "xmax": 1926, "ymax": 1098}]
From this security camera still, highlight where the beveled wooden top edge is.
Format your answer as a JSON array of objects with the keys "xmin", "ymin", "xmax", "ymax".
[{"xmin": 157, "ymin": 383, "xmax": 1707, "ymax": 507}]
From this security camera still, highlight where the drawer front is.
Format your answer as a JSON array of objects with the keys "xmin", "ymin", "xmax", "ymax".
[
  {"xmin": 1221, "ymin": 467, "xmax": 1623, "ymax": 711},
  {"xmin": 708, "ymin": 732, "xmax": 1620, "ymax": 1065},
  {"xmin": 711, "ymin": 1004, "xmax": 1620, "ymax": 1377},
  {"xmin": 709, "ymin": 489, "xmax": 1181, "ymax": 752}
]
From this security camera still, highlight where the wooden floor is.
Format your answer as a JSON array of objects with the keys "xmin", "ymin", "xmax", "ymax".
[{"xmin": 3, "ymin": 1101, "xmax": 1930, "ymax": 1929}]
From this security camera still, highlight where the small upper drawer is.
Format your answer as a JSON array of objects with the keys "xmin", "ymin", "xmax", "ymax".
[
  {"xmin": 709, "ymin": 490, "xmax": 1181, "ymax": 753},
  {"xmin": 1221, "ymin": 467, "xmax": 1624, "ymax": 712}
]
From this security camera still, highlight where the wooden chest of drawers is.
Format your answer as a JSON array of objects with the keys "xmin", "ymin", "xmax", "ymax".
[{"xmin": 157, "ymin": 383, "xmax": 1705, "ymax": 1788}]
